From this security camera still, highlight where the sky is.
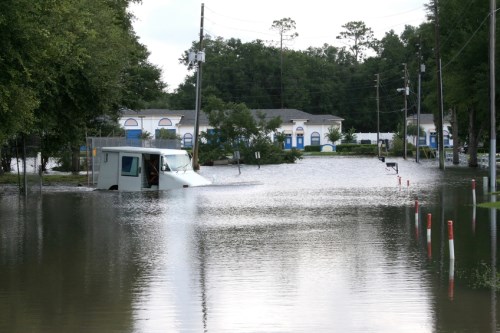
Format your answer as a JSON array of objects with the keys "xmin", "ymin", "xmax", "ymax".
[{"xmin": 129, "ymin": 0, "xmax": 429, "ymax": 92}]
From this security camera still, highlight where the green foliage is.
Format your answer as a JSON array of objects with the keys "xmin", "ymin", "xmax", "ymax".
[
  {"xmin": 271, "ymin": 18, "xmax": 299, "ymax": 42},
  {"xmin": 407, "ymin": 124, "xmax": 425, "ymax": 136},
  {"xmin": 342, "ymin": 127, "xmax": 357, "ymax": 143},
  {"xmin": 282, "ymin": 148, "xmax": 303, "ymax": 163},
  {"xmin": 336, "ymin": 21, "xmax": 378, "ymax": 63},
  {"xmin": 430, "ymin": 0, "xmax": 491, "ymax": 163},
  {"xmin": 156, "ymin": 128, "xmax": 179, "ymax": 140},
  {"xmin": 391, "ymin": 136, "xmax": 415, "ymax": 157},
  {"xmin": 335, "ymin": 144, "xmax": 377, "ymax": 155},
  {"xmin": 465, "ymin": 262, "xmax": 500, "ymax": 291},
  {"xmin": 304, "ymin": 145, "xmax": 322, "ymax": 152},
  {"xmin": 352, "ymin": 145, "xmax": 377, "ymax": 155},
  {"xmin": 391, "ymin": 136, "xmax": 404, "ymax": 157},
  {"xmin": 3, "ymin": 1, "xmax": 494, "ymax": 172},
  {"xmin": 172, "ymin": 28, "xmax": 422, "ymax": 132},
  {"xmin": 140, "ymin": 131, "xmax": 152, "ymax": 139},
  {"xmin": 325, "ymin": 126, "xmax": 342, "ymax": 144},
  {"xmin": 198, "ymin": 96, "xmax": 299, "ymax": 165},
  {"xmin": 240, "ymin": 144, "xmax": 302, "ymax": 165},
  {"xmin": 0, "ymin": 0, "xmax": 165, "ymax": 171}
]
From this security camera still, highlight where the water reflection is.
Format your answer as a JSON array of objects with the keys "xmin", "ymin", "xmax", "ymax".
[
  {"xmin": 490, "ymin": 194, "xmax": 497, "ymax": 333},
  {"xmin": 0, "ymin": 157, "xmax": 498, "ymax": 332}
]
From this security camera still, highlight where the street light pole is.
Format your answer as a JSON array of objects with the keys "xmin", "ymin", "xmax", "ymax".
[
  {"xmin": 434, "ymin": 0, "xmax": 445, "ymax": 170},
  {"xmin": 489, "ymin": 0, "xmax": 496, "ymax": 191}
]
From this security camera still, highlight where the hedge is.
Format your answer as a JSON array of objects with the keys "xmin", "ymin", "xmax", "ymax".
[{"xmin": 336, "ymin": 144, "xmax": 377, "ymax": 155}]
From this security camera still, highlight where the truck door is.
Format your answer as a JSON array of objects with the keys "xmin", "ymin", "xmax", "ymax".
[{"xmin": 118, "ymin": 152, "xmax": 143, "ymax": 191}]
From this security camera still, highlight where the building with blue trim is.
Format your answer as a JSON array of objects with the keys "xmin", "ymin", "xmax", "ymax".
[
  {"xmin": 120, "ymin": 109, "xmax": 344, "ymax": 149},
  {"xmin": 407, "ymin": 113, "xmax": 453, "ymax": 148}
]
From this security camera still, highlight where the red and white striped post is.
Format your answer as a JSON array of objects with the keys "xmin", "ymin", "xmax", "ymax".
[
  {"xmin": 472, "ymin": 179, "xmax": 476, "ymax": 206},
  {"xmin": 415, "ymin": 199, "xmax": 419, "ymax": 226},
  {"xmin": 427, "ymin": 213, "xmax": 432, "ymax": 259},
  {"xmin": 448, "ymin": 220, "xmax": 455, "ymax": 299},
  {"xmin": 448, "ymin": 220, "xmax": 455, "ymax": 260},
  {"xmin": 472, "ymin": 205, "xmax": 476, "ymax": 234},
  {"xmin": 449, "ymin": 259, "xmax": 455, "ymax": 301}
]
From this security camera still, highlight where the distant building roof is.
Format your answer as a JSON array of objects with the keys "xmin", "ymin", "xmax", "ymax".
[
  {"xmin": 121, "ymin": 108, "xmax": 343, "ymax": 126},
  {"xmin": 407, "ymin": 113, "xmax": 451, "ymax": 125}
]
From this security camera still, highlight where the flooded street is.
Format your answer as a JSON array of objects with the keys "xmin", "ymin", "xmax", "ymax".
[{"xmin": 0, "ymin": 156, "xmax": 498, "ymax": 332}]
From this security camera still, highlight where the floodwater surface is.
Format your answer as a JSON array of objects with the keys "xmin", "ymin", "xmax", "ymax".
[{"xmin": 0, "ymin": 156, "xmax": 498, "ymax": 332}]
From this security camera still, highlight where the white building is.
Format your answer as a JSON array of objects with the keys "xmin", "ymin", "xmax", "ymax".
[
  {"xmin": 119, "ymin": 109, "xmax": 344, "ymax": 149},
  {"xmin": 407, "ymin": 113, "xmax": 453, "ymax": 148}
]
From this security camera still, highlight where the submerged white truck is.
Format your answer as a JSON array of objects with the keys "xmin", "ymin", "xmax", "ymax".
[{"xmin": 96, "ymin": 146, "xmax": 211, "ymax": 191}]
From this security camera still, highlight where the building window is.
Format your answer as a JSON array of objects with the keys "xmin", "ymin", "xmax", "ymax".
[
  {"xmin": 124, "ymin": 118, "xmax": 138, "ymax": 126},
  {"xmin": 158, "ymin": 118, "xmax": 172, "ymax": 126},
  {"xmin": 418, "ymin": 131, "xmax": 426, "ymax": 145},
  {"xmin": 444, "ymin": 130, "xmax": 450, "ymax": 147},
  {"xmin": 183, "ymin": 133, "xmax": 193, "ymax": 148},
  {"xmin": 155, "ymin": 128, "xmax": 176, "ymax": 139},
  {"xmin": 311, "ymin": 132, "xmax": 320, "ymax": 146},
  {"xmin": 207, "ymin": 129, "xmax": 220, "ymax": 144}
]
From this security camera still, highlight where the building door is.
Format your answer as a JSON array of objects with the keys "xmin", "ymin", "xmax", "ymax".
[
  {"xmin": 285, "ymin": 135, "xmax": 292, "ymax": 149},
  {"xmin": 126, "ymin": 129, "xmax": 142, "ymax": 147},
  {"xmin": 444, "ymin": 131, "xmax": 450, "ymax": 147},
  {"xmin": 118, "ymin": 153, "xmax": 142, "ymax": 191},
  {"xmin": 429, "ymin": 132, "xmax": 437, "ymax": 149},
  {"xmin": 296, "ymin": 135, "xmax": 304, "ymax": 149}
]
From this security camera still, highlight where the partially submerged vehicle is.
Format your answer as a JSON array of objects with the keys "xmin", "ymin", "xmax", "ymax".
[{"xmin": 96, "ymin": 147, "xmax": 211, "ymax": 191}]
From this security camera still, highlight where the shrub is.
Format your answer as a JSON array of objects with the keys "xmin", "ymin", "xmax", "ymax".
[
  {"xmin": 304, "ymin": 145, "xmax": 321, "ymax": 152},
  {"xmin": 335, "ymin": 144, "xmax": 377, "ymax": 155},
  {"xmin": 391, "ymin": 137, "xmax": 415, "ymax": 156},
  {"xmin": 352, "ymin": 145, "xmax": 377, "ymax": 155}
]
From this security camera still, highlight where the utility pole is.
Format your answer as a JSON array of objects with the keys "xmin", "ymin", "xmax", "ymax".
[
  {"xmin": 489, "ymin": 0, "xmax": 496, "ymax": 191},
  {"xmin": 375, "ymin": 73, "xmax": 380, "ymax": 157},
  {"xmin": 280, "ymin": 33, "xmax": 284, "ymax": 109},
  {"xmin": 397, "ymin": 65, "xmax": 409, "ymax": 160},
  {"xmin": 433, "ymin": 0, "xmax": 445, "ymax": 170},
  {"xmin": 403, "ymin": 63, "xmax": 408, "ymax": 160},
  {"xmin": 416, "ymin": 39, "xmax": 425, "ymax": 163},
  {"xmin": 192, "ymin": 3, "xmax": 205, "ymax": 170}
]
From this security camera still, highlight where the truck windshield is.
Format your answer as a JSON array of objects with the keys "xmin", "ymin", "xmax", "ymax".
[{"xmin": 163, "ymin": 154, "xmax": 192, "ymax": 171}]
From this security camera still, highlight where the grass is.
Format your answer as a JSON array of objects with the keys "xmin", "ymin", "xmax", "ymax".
[
  {"xmin": 477, "ymin": 201, "xmax": 500, "ymax": 209},
  {"xmin": 0, "ymin": 173, "xmax": 89, "ymax": 186}
]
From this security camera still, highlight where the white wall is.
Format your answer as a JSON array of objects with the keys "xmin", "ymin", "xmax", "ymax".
[
  {"xmin": 355, "ymin": 133, "xmax": 394, "ymax": 143},
  {"xmin": 120, "ymin": 115, "xmax": 344, "ymax": 148}
]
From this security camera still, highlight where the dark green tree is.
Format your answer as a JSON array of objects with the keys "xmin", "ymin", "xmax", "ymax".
[
  {"xmin": 325, "ymin": 126, "xmax": 342, "ymax": 144},
  {"xmin": 336, "ymin": 21, "xmax": 378, "ymax": 63},
  {"xmin": 343, "ymin": 127, "xmax": 358, "ymax": 143},
  {"xmin": 0, "ymin": 0, "xmax": 165, "ymax": 173},
  {"xmin": 199, "ymin": 96, "xmax": 300, "ymax": 165}
]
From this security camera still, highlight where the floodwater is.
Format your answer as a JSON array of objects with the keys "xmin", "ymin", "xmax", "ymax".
[{"xmin": 0, "ymin": 156, "xmax": 498, "ymax": 333}]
